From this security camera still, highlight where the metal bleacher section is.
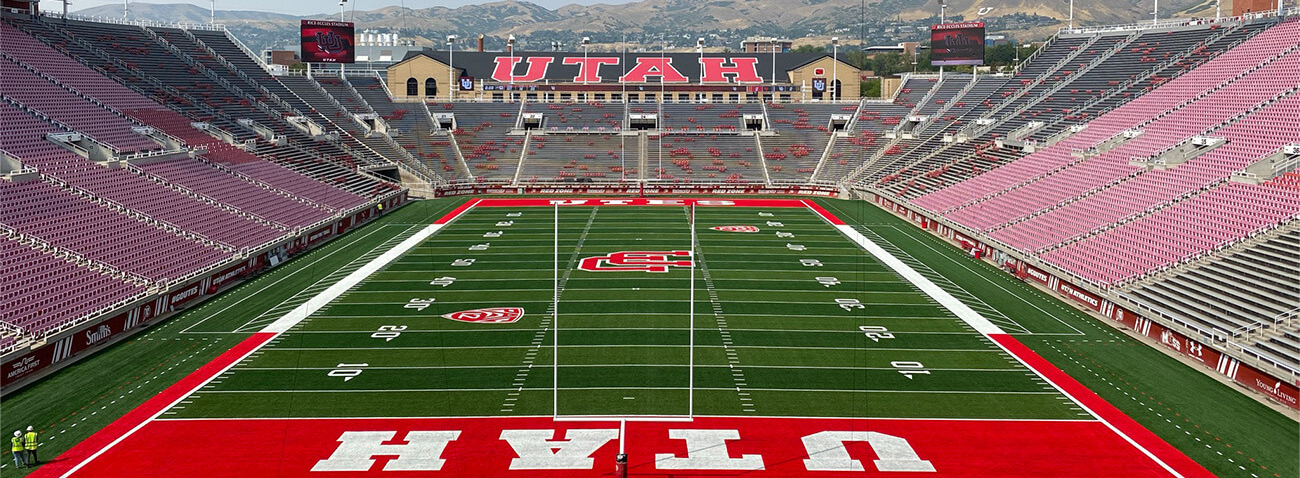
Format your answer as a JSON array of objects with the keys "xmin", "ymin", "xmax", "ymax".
[
  {"xmin": 1124, "ymin": 226, "xmax": 1299, "ymax": 370},
  {"xmin": 889, "ymin": 15, "xmax": 1300, "ymax": 375},
  {"xmin": 5, "ymin": 8, "xmax": 1298, "ymax": 382},
  {"xmin": 1, "ymin": 12, "xmax": 403, "ymax": 355},
  {"xmin": 3, "ymin": 15, "xmax": 405, "ymax": 196}
]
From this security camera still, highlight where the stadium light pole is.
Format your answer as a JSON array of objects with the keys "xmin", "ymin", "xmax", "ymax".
[
  {"xmin": 339, "ymin": 0, "xmax": 347, "ymax": 78},
  {"xmin": 447, "ymin": 35, "xmax": 456, "ymax": 101},
  {"xmin": 937, "ymin": 0, "xmax": 946, "ymax": 81},
  {"xmin": 582, "ymin": 37, "xmax": 591, "ymax": 87},
  {"xmin": 1069, "ymin": 0, "xmax": 1075, "ymax": 29},
  {"xmin": 770, "ymin": 38, "xmax": 778, "ymax": 102},
  {"xmin": 831, "ymin": 37, "xmax": 839, "ymax": 101},
  {"xmin": 697, "ymin": 38, "xmax": 705, "ymax": 88},
  {"xmin": 508, "ymin": 34, "xmax": 517, "ymax": 99},
  {"xmin": 1153, "ymin": 0, "xmax": 1159, "ymax": 25},
  {"xmin": 210, "ymin": 0, "xmax": 215, "ymax": 25}
]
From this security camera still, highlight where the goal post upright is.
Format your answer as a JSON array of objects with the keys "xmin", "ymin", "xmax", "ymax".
[
  {"xmin": 553, "ymin": 202, "xmax": 559, "ymax": 419},
  {"xmin": 689, "ymin": 202, "xmax": 696, "ymax": 418},
  {"xmin": 551, "ymin": 201, "xmax": 698, "ymax": 424}
]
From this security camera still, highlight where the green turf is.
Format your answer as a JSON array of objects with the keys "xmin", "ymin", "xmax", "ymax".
[
  {"xmin": 0, "ymin": 198, "xmax": 466, "ymax": 477},
  {"xmin": 815, "ymin": 198, "xmax": 1299, "ymax": 478},
  {"xmin": 1, "ymin": 196, "xmax": 1295, "ymax": 478}
]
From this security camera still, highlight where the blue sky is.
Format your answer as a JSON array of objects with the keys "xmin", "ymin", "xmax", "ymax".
[{"xmin": 76, "ymin": 0, "xmax": 639, "ymax": 15}]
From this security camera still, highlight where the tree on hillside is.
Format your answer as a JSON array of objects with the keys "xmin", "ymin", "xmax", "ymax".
[{"xmin": 792, "ymin": 44, "xmax": 825, "ymax": 53}]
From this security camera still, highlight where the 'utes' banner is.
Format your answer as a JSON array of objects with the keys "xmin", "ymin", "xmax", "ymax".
[{"xmin": 443, "ymin": 308, "xmax": 525, "ymax": 324}]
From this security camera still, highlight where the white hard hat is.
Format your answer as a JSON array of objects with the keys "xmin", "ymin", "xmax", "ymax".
[
  {"xmin": 13, "ymin": 431, "xmax": 19, "ymax": 437},
  {"xmin": 26, "ymin": 426, "xmax": 33, "ymax": 432}
]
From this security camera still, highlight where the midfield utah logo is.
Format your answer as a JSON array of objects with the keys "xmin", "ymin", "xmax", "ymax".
[
  {"xmin": 711, "ymin": 225, "xmax": 760, "ymax": 233},
  {"xmin": 578, "ymin": 251, "xmax": 693, "ymax": 273},
  {"xmin": 442, "ymin": 308, "xmax": 525, "ymax": 324}
]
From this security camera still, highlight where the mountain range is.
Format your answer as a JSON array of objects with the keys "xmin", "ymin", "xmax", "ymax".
[{"xmin": 72, "ymin": 0, "xmax": 1217, "ymax": 54}]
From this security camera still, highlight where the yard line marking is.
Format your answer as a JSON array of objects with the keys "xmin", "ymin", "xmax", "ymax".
[
  {"xmin": 806, "ymin": 200, "xmax": 1208, "ymax": 478},
  {"xmin": 264, "ymin": 345, "xmax": 1006, "ymax": 352},
  {"xmin": 851, "ymin": 225, "xmax": 1030, "ymax": 334},
  {"xmin": 258, "ymin": 200, "xmax": 480, "ymax": 335},
  {"xmin": 512, "ymin": 206, "xmax": 600, "ymax": 413},
  {"xmin": 691, "ymin": 216, "xmax": 753, "ymax": 414},
  {"xmin": 874, "ymin": 219, "xmax": 1088, "ymax": 336},
  {"xmin": 232, "ymin": 224, "xmax": 429, "ymax": 333},
  {"xmin": 176, "ymin": 222, "xmax": 405, "ymax": 335},
  {"xmin": 278, "ymin": 328, "xmax": 988, "ymax": 335},
  {"xmin": 190, "ymin": 387, "xmax": 1064, "ymax": 395}
]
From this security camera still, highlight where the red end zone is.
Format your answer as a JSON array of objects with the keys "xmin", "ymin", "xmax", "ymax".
[
  {"xmin": 45, "ymin": 416, "xmax": 1177, "ymax": 477},
  {"xmin": 33, "ymin": 198, "xmax": 1213, "ymax": 478}
]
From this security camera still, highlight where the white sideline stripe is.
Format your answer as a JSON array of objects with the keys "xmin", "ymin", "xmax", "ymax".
[
  {"xmin": 833, "ymin": 224, "xmax": 1005, "ymax": 335},
  {"xmin": 57, "ymin": 333, "xmax": 271, "ymax": 478},
  {"xmin": 804, "ymin": 202, "xmax": 1185, "ymax": 478},
  {"xmin": 261, "ymin": 223, "xmax": 445, "ymax": 334},
  {"xmin": 58, "ymin": 201, "xmax": 480, "ymax": 478}
]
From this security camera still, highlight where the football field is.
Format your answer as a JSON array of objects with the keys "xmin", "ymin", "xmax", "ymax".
[{"xmin": 32, "ymin": 198, "xmax": 1216, "ymax": 478}]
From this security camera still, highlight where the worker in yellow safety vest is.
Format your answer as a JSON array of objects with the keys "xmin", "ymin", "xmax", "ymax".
[
  {"xmin": 23, "ymin": 426, "xmax": 39, "ymax": 466},
  {"xmin": 11, "ymin": 430, "xmax": 27, "ymax": 468}
]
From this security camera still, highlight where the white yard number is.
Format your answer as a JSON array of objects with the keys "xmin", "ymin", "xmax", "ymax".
[
  {"xmin": 329, "ymin": 363, "xmax": 369, "ymax": 382},
  {"xmin": 496, "ymin": 221, "xmax": 515, "ymax": 227},
  {"xmin": 484, "ymin": 231, "xmax": 503, "ymax": 238},
  {"xmin": 405, "ymin": 298, "xmax": 436, "ymax": 311},
  {"xmin": 469, "ymin": 243, "xmax": 491, "ymax": 251},
  {"xmin": 787, "ymin": 244, "xmax": 807, "ymax": 251},
  {"xmin": 371, "ymin": 325, "xmax": 407, "ymax": 342},
  {"xmin": 801, "ymin": 259, "xmax": 823, "ymax": 267},
  {"xmin": 835, "ymin": 298, "xmax": 865, "ymax": 311},
  {"xmin": 507, "ymin": 212, "xmax": 522, "ymax": 217},
  {"xmin": 891, "ymin": 361, "xmax": 930, "ymax": 380},
  {"xmin": 759, "ymin": 212, "xmax": 774, "ymax": 217},
  {"xmin": 452, "ymin": 259, "xmax": 476, "ymax": 266},
  {"xmin": 859, "ymin": 325, "xmax": 894, "ymax": 342},
  {"xmin": 776, "ymin": 232, "xmax": 795, "ymax": 238},
  {"xmin": 429, "ymin": 277, "xmax": 456, "ymax": 287},
  {"xmin": 766, "ymin": 221, "xmax": 784, "ymax": 227},
  {"xmin": 816, "ymin": 277, "xmax": 840, "ymax": 287}
]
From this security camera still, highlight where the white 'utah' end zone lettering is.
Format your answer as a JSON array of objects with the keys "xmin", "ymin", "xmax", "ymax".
[{"xmin": 312, "ymin": 428, "xmax": 933, "ymax": 472}]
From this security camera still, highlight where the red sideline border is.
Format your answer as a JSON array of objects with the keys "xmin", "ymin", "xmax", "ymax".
[
  {"xmin": 32, "ymin": 198, "xmax": 1213, "ymax": 478},
  {"xmin": 32, "ymin": 198, "xmax": 485, "ymax": 478},
  {"xmin": 31, "ymin": 333, "xmax": 275, "ymax": 478},
  {"xmin": 991, "ymin": 335, "xmax": 1214, "ymax": 478},
  {"xmin": 804, "ymin": 200, "xmax": 1214, "ymax": 478}
]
